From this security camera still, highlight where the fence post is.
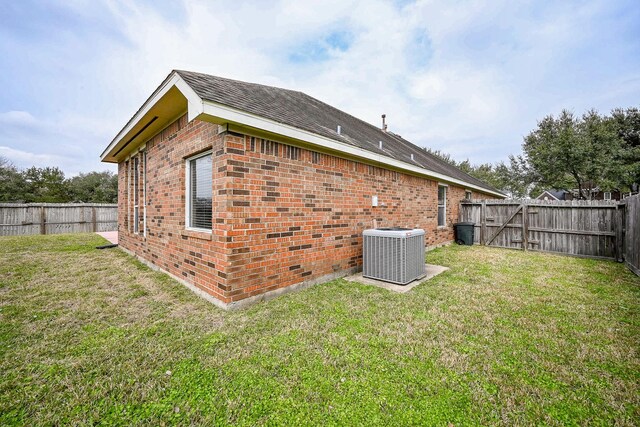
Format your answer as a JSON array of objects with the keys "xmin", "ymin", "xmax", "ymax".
[
  {"xmin": 522, "ymin": 202, "xmax": 528, "ymax": 251},
  {"xmin": 615, "ymin": 203, "xmax": 624, "ymax": 263},
  {"xmin": 92, "ymin": 206, "xmax": 97, "ymax": 232},
  {"xmin": 480, "ymin": 201, "xmax": 486, "ymax": 245},
  {"xmin": 40, "ymin": 205, "xmax": 46, "ymax": 235}
]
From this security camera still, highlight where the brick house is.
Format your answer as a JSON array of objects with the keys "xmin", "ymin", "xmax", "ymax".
[{"xmin": 101, "ymin": 70, "xmax": 504, "ymax": 309}]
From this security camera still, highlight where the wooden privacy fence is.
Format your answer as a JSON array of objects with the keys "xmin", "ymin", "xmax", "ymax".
[
  {"xmin": 0, "ymin": 203, "xmax": 118, "ymax": 236},
  {"xmin": 622, "ymin": 194, "xmax": 640, "ymax": 275},
  {"xmin": 459, "ymin": 198, "xmax": 630, "ymax": 263}
]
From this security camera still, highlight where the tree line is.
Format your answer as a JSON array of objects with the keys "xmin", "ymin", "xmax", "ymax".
[
  {"xmin": 0, "ymin": 157, "xmax": 117, "ymax": 203},
  {"xmin": 428, "ymin": 106, "xmax": 639, "ymax": 199}
]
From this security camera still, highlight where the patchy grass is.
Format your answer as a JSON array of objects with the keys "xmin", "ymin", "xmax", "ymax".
[{"xmin": 0, "ymin": 234, "xmax": 638, "ymax": 426}]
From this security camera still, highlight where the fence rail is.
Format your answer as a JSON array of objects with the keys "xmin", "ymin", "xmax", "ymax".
[
  {"xmin": 0, "ymin": 203, "xmax": 118, "ymax": 236},
  {"xmin": 460, "ymin": 197, "xmax": 639, "ymax": 276}
]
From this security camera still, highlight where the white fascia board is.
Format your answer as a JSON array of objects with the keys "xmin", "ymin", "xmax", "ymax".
[
  {"xmin": 101, "ymin": 72, "xmax": 202, "ymax": 161},
  {"xmin": 175, "ymin": 78, "xmax": 203, "ymax": 121},
  {"xmin": 201, "ymin": 101, "xmax": 505, "ymax": 198}
]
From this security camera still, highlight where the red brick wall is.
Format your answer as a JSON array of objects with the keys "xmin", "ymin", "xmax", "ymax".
[
  {"xmin": 118, "ymin": 115, "xmax": 232, "ymax": 302},
  {"xmin": 118, "ymin": 115, "xmax": 497, "ymax": 306}
]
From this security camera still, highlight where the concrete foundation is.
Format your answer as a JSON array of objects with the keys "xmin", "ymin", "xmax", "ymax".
[{"xmin": 343, "ymin": 264, "xmax": 449, "ymax": 293}]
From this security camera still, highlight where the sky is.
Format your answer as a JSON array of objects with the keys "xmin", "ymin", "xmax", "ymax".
[{"xmin": 0, "ymin": 0, "xmax": 639, "ymax": 176}]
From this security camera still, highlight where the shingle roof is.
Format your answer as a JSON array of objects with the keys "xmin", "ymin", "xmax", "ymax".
[
  {"xmin": 175, "ymin": 70, "xmax": 501, "ymax": 195},
  {"xmin": 548, "ymin": 190, "xmax": 567, "ymax": 200}
]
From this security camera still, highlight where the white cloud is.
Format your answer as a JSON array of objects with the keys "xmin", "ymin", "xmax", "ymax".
[
  {"xmin": 0, "ymin": 110, "xmax": 116, "ymax": 175},
  {"xmin": 0, "ymin": 0, "xmax": 638, "ymax": 173},
  {"xmin": 0, "ymin": 146, "xmax": 64, "ymax": 167},
  {"xmin": 0, "ymin": 111, "xmax": 38, "ymax": 126}
]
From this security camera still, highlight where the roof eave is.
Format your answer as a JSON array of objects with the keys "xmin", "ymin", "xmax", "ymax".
[
  {"xmin": 199, "ymin": 99, "xmax": 505, "ymax": 198},
  {"xmin": 100, "ymin": 71, "xmax": 203, "ymax": 162},
  {"xmin": 101, "ymin": 73, "xmax": 504, "ymax": 197}
]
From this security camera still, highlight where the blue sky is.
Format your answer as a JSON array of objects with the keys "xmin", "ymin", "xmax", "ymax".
[{"xmin": 0, "ymin": 0, "xmax": 639, "ymax": 176}]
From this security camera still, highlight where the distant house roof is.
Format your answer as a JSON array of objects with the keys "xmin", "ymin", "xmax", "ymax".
[
  {"xmin": 102, "ymin": 70, "xmax": 505, "ymax": 197},
  {"xmin": 536, "ymin": 190, "xmax": 566, "ymax": 200}
]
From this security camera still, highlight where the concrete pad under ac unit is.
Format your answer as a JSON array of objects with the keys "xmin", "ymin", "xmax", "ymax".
[{"xmin": 343, "ymin": 264, "xmax": 449, "ymax": 294}]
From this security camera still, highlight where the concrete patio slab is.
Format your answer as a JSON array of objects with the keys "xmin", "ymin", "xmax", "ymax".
[
  {"xmin": 343, "ymin": 264, "xmax": 449, "ymax": 293},
  {"xmin": 96, "ymin": 231, "xmax": 118, "ymax": 245}
]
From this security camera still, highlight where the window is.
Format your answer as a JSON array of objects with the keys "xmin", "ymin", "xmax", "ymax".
[
  {"xmin": 465, "ymin": 190, "xmax": 472, "ymax": 200},
  {"xmin": 133, "ymin": 156, "xmax": 139, "ymax": 234},
  {"xmin": 128, "ymin": 151, "xmax": 147, "ymax": 235},
  {"xmin": 603, "ymin": 191, "xmax": 611, "ymax": 200},
  {"xmin": 186, "ymin": 151, "xmax": 213, "ymax": 231},
  {"xmin": 438, "ymin": 185, "xmax": 447, "ymax": 227},
  {"xmin": 125, "ymin": 160, "xmax": 130, "ymax": 232},
  {"xmin": 142, "ymin": 150, "xmax": 147, "ymax": 237}
]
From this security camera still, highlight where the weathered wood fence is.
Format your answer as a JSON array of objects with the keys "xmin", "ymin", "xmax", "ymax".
[
  {"xmin": 0, "ymin": 203, "xmax": 118, "ymax": 236},
  {"xmin": 622, "ymin": 194, "xmax": 640, "ymax": 275},
  {"xmin": 460, "ymin": 197, "xmax": 640, "ymax": 276}
]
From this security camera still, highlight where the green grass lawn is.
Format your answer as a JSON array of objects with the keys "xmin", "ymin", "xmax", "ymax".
[{"xmin": 1, "ymin": 234, "xmax": 638, "ymax": 426}]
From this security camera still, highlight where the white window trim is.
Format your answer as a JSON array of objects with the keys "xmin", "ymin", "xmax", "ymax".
[
  {"xmin": 142, "ymin": 150, "xmax": 147, "ymax": 237},
  {"xmin": 465, "ymin": 190, "xmax": 472, "ymax": 200},
  {"xmin": 185, "ymin": 150, "xmax": 213, "ymax": 233},
  {"xmin": 127, "ymin": 159, "xmax": 131, "ymax": 233},
  {"xmin": 438, "ymin": 184, "xmax": 447, "ymax": 228},
  {"xmin": 603, "ymin": 191, "xmax": 612, "ymax": 200},
  {"xmin": 133, "ymin": 156, "xmax": 140, "ymax": 234}
]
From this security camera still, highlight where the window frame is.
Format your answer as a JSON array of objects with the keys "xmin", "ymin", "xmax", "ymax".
[
  {"xmin": 142, "ymin": 150, "xmax": 147, "ymax": 237},
  {"xmin": 133, "ymin": 156, "xmax": 139, "ymax": 234},
  {"xmin": 126, "ymin": 160, "xmax": 131, "ymax": 233},
  {"xmin": 185, "ymin": 150, "xmax": 213, "ymax": 233},
  {"xmin": 437, "ymin": 184, "xmax": 447, "ymax": 227},
  {"xmin": 603, "ymin": 191, "xmax": 612, "ymax": 200},
  {"xmin": 465, "ymin": 190, "xmax": 472, "ymax": 200}
]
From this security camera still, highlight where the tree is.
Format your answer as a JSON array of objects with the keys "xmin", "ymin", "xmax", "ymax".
[
  {"xmin": 22, "ymin": 166, "xmax": 69, "ymax": 202},
  {"xmin": 425, "ymin": 149, "xmax": 531, "ymax": 198},
  {"xmin": 493, "ymin": 155, "xmax": 531, "ymax": 199},
  {"xmin": 67, "ymin": 171, "xmax": 118, "ymax": 203},
  {"xmin": 0, "ymin": 156, "xmax": 28, "ymax": 202},
  {"xmin": 465, "ymin": 162, "xmax": 499, "ymax": 188},
  {"xmin": 422, "ymin": 147, "xmax": 458, "ymax": 166},
  {"xmin": 609, "ymin": 107, "xmax": 640, "ymax": 190},
  {"xmin": 0, "ymin": 159, "xmax": 120, "ymax": 203},
  {"xmin": 611, "ymin": 107, "xmax": 640, "ymax": 147},
  {"xmin": 521, "ymin": 109, "xmax": 626, "ymax": 199}
]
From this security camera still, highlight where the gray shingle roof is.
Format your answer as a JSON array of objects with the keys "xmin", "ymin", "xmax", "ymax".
[{"xmin": 176, "ymin": 70, "xmax": 501, "ymax": 194}]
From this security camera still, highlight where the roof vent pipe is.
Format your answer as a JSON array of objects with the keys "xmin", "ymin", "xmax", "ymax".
[
  {"xmin": 379, "ymin": 141, "xmax": 383, "ymax": 150},
  {"xmin": 381, "ymin": 114, "xmax": 387, "ymax": 132},
  {"xmin": 410, "ymin": 153, "xmax": 414, "ymax": 161},
  {"xmin": 337, "ymin": 125, "xmax": 341, "ymax": 135}
]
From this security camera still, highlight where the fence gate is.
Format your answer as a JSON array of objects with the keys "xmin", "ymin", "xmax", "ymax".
[{"xmin": 460, "ymin": 199, "xmax": 623, "ymax": 261}]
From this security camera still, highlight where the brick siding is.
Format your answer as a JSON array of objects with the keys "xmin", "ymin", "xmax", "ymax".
[{"xmin": 118, "ymin": 114, "xmax": 496, "ymax": 307}]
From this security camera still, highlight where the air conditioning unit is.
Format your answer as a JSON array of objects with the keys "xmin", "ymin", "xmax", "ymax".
[{"xmin": 363, "ymin": 228, "xmax": 426, "ymax": 284}]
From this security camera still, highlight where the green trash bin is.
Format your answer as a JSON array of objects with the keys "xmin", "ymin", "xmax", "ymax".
[{"xmin": 453, "ymin": 222, "xmax": 475, "ymax": 245}]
